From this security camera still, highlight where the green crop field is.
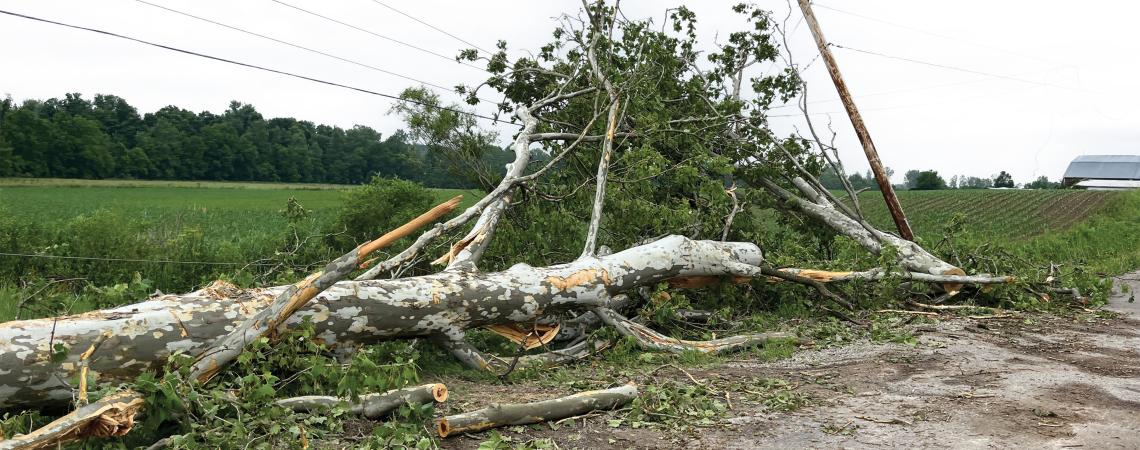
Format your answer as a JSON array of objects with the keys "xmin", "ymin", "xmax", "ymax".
[
  {"xmin": 855, "ymin": 189, "xmax": 1119, "ymax": 241},
  {"xmin": 847, "ymin": 188, "xmax": 1140, "ymax": 275}
]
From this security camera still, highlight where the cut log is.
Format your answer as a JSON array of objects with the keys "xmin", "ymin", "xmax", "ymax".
[
  {"xmin": 0, "ymin": 390, "xmax": 144, "ymax": 450},
  {"xmin": 0, "ymin": 235, "xmax": 761, "ymax": 410},
  {"xmin": 277, "ymin": 383, "xmax": 448, "ymax": 419},
  {"xmin": 436, "ymin": 383, "xmax": 637, "ymax": 437}
]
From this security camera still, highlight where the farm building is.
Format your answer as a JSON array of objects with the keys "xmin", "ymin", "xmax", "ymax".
[{"xmin": 1062, "ymin": 154, "xmax": 1140, "ymax": 189}]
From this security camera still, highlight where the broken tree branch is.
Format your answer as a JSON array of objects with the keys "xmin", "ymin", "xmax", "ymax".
[
  {"xmin": 774, "ymin": 268, "xmax": 1014, "ymax": 285},
  {"xmin": 277, "ymin": 383, "xmax": 448, "ymax": 419},
  {"xmin": 436, "ymin": 383, "xmax": 637, "ymax": 437},
  {"xmin": 592, "ymin": 307, "xmax": 793, "ymax": 354}
]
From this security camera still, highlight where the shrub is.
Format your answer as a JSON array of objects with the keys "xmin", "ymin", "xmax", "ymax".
[{"xmin": 325, "ymin": 177, "xmax": 434, "ymax": 251}]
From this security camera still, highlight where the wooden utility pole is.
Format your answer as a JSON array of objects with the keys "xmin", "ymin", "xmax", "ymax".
[{"xmin": 797, "ymin": 0, "xmax": 914, "ymax": 241}]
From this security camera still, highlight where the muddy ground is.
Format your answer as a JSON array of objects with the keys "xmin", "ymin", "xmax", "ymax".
[{"xmin": 436, "ymin": 272, "xmax": 1140, "ymax": 449}]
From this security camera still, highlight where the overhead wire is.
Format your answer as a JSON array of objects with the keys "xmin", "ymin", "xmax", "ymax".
[
  {"xmin": 829, "ymin": 43, "xmax": 1086, "ymax": 92},
  {"xmin": 366, "ymin": 0, "xmax": 495, "ymax": 55},
  {"xmin": 769, "ymin": 71, "xmax": 1051, "ymax": 110},
  {"xmin": 0, "ymin": 9, "xmax": 509, "ymax": 123},
  {"xmin": 268, "ymin": 0, "xmax": 487, "ymax": 72},
  {"xmin": 765, "ymin": 73, "xmax": 1037, "ymax": 118},
  {"xmin": 811, "ymin": 2, "xmax": 1062, "ymax": 66},
  {"xmin": 134, "ymin": 0, "xmax": 496, "ymax": 104}
]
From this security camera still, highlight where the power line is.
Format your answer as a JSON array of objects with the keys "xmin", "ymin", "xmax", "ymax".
[
  {"xmin": 811, "ymin": 2, "xmax": 1060, "ymax": 66},
  {"xmin": 0, "ymin": 9, "xmax": 508, "ymax": 123},
  {"xmin": 0, "ymin": 251, "xmax": 274, "ymax": 266},
  {"xmin": 135, "ymin": 0, "xmax": 494, "ymax": 103},
  {"xmin": 830, "ymin": 43, "xmax": 1085, "ymax": 92},
  {"xmin": 367, "ymin": 0, "xmax": 495, "ymax": 55},
  {"xmin": 769, "ymin": 73, "xmax": 1026, "ymax": 110},
  {"xmin": 766, "ymin": 76, "xmax": 1035, "ymax": 118},
  {"xmin": 268, "ymin": 0, "xmax": 486, "ymax": 72}
]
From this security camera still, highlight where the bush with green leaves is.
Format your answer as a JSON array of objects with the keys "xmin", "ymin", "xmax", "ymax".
[{"xmin": 325, "ymin": 176, "xmax": 435, "ymax": 251}]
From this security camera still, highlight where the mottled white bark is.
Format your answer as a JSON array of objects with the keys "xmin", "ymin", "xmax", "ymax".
[{"xmin": 0, "ymin": 236, "xmax": 760, "ymax": 410}]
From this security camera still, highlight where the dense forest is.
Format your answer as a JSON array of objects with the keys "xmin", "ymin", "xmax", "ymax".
[{"xmin": 0, "ymin": 93, "xmax": 510, "ymax": 188}]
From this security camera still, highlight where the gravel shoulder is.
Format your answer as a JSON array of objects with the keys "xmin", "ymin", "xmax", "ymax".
[{"xmin": 437, "ymin": 272, "xmax": 1140, "ymax": 449}]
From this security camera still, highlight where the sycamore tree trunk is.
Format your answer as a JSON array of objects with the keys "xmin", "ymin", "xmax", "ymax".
[{"xmin": 0, "ymin": 235, "xmax": 763, "ymax": 410}]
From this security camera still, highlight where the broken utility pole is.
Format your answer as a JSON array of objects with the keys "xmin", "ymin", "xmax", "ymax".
[{"xmin": 797, "ymin": 0, "xmax": 915, "ymax": 241}]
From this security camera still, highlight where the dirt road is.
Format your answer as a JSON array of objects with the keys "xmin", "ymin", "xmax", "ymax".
[
  {"xmin": 439, "ymin": 272, "xmax": 1140, "ymax": 449},
  {"xmin": 700, "ymin": 272, "xmax": 1140, "ymax": 449}
]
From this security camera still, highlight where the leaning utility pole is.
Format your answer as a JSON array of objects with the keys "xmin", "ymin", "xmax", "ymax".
[{"xmin": 797, "ymin": 0, "xmax": 914, "ymax": 241}]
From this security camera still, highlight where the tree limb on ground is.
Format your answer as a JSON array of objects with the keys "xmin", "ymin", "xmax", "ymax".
[
  {"xmin": 277, "ymin": 383, "xmax": 448, "ymax": 419},
  {"xmin": 436, "ymin": 383, "xmax": 637, "ymax": 437}
]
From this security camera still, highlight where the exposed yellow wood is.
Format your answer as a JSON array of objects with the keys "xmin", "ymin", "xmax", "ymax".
[
  {"xmin": 547, "ymin": 269, "xmax": 611, "ymax": 291},
  {"xmin": 357, "ymin": 195, "xmax": 463, "ymax": 258},
  {"xmin": 2, "ymin": 390, "xmax": 144, "ymax": 450},
  {"xmin": 484, "ymin": 323, "xmax": 561, "ymax": 350}
]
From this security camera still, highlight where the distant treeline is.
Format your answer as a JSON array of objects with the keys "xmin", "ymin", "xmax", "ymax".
[{"xmin": 0, "ymin": 93, "xmax": 510, "ymax": 188}]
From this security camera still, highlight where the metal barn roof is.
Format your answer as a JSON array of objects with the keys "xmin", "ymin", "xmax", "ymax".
[{"xmin": 1062, "ymin": 154, "xmax": 1140, "ymax": 180}]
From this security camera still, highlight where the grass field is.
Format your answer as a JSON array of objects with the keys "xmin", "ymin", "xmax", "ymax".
[
  {"xmin": 0, "ymin": 179, "xmax": 484, "ymax": 296},
  {"xmin": 0, "ymin": 181, "xmax": 481, "ymax": 247},
  {"xmin": 0, "ymin": 177, "xmax": 357, "ymax": 190}
]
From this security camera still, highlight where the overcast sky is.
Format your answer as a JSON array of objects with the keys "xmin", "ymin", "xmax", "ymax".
[{"xmin": 2, "ymin": 0, "xmax": 1137, "ymax": 183}]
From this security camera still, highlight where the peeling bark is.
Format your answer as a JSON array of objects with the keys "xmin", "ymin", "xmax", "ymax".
[
  {"xmin": 436, "ymin": 383, "xmax": 637, "ymax": 437},
  {"xmin": 0, "ymin": 236, "xmax": 760, "ymax": 410}
]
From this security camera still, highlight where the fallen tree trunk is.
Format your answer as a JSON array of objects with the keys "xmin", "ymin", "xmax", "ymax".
[
  {"xmin": 277, "ymin": 383, "xmax": 448, "ymax": 419},
  {"xmin": 0, "ymin": 235, "xmax": 761, "ymax": 410},
  {"xmin": 436, "ymin": 383, "xmax": 637, "ymax": 437}
]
